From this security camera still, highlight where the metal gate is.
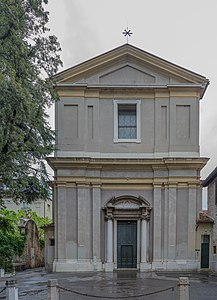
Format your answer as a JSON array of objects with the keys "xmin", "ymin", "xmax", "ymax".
[{"xmin": 117, "ymin": 221, "xmax": 137, "ymax": 268}]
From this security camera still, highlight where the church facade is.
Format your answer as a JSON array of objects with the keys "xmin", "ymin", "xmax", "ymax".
[{"xmin": 47, "ymin": 44, "xmax": 209, "ymax": 272}]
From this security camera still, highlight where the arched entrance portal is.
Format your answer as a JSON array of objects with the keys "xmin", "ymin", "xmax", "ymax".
[{"xmin": 104, "ymin": 195, "xmax": 151, "ymax": 271}]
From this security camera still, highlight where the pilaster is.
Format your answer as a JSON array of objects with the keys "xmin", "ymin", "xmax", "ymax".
[
  {"xmin": 153, "ymin": 184, "xmax": 162, "ymax": 260},
  {"xmin": 188, "ymin": 184, "xmax": 197, "ymax": 259},
  {"xmin": 168, "ymin": 184, "xmax": 177, "ymax": 259},
  {"xmin": 92, "ymin": 185, "xmax": 101, "ymax": 260},
  {"xmin": 141, "ymin": 216, "xmax": 148, "ymax": 262},
  {"xmin": 57, "ymin": 187, "xmax": 66, "ymax": 259},
  {"xmin": 77, "ymin": 184, "xmax": 87, "ymax": 259}
]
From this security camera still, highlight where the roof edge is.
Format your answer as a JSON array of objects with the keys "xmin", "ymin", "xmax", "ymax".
[
  {"xmin": 52, "ymin": 43, "xmax": 209, "ymax": 94},
  {"xmin": 203, "ymin": 166, "xmax": 217, "ymax": 187}
]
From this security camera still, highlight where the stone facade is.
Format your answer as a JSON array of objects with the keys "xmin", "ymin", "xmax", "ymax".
[{"xmin": 48, "ymin": 44, "xmax": 209, "ymax": 272}]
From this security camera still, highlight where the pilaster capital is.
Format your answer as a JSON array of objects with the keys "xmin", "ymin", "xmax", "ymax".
[
  {"xmin": 188, "ymin": 183, "xmax": 198, "ymax": 189},
  {"xmin": 92, "ymin": 184, "xmax": 101, "ymax": 189},
  {"xmin": 141, "ymin": 214, "xmax": 150, "ymax": 221},
  {"xmin": 76, "ymin": 183, "xmax": 89, "ymax": 188},
  {"xmin": 153, "ymin": 183, "xmax": 162, "ymax": 189},
  {"xmin": 168, "ymin": 183, "xmax": 177, "ymax": 189},
  {"xmin": 105, "ymin": 215, "xmax": 113, "ymax": 222},
  {"xmin": 141, "ymin": 208, "xmax": 151, "ymax": 221},
  {"xmin": 56, "ymin": 182, "xmax": 67, "ymax": 188}
]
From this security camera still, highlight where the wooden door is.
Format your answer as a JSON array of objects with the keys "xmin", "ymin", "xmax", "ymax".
[
  {"xmin": 201, "ymin": 235, "xmax": 210, "ymax": 268},
  {"xmin": 117, "ymin": 221, "xmax": 137, "ymax": 268}
]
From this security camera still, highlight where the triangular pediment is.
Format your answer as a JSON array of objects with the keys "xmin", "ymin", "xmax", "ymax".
[
  {"xmin": 99, "ymin": 65, "xmax": 156, "ymax": 85},
  {"xmin": 53, "ymin": 44, "xmax": 209, "ymax": 95}
]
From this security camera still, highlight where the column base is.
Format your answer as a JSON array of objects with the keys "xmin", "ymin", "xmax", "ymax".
[
  {"xmin": 210, "ymin": 254, "xmax": 217, "ymax": 271},
  {"xmin": 53, "ymin": 259, "xmax": 103, "ymax": 272},
  {"xmin": 140, "ymin": 262, "xmax": 152, "ymax": 271},
  {"xmin": 105, "ymin": 262, "xmax": 114, "ymax": 272},
  {"xmin": 151, "ymin": 259, "xmax": 199, "ymax": 271}
]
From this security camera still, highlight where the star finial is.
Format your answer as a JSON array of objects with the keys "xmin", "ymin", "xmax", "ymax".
[{"xmin": 122, "ymin": 27, "xmax": 133, "ymax": 43}]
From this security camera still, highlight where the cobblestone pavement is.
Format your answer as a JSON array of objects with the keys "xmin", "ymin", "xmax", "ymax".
[{"xmin": 0, "ymin": 268, "xmax": 217, "ymax": 299}]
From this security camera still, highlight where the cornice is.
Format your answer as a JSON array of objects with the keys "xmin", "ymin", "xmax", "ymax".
[
  {"xmin": 47, "ymin": 157, "xmax": 208, "ymax": 172},
  {"xmin": 55, "ymin": 84, "xmax": 203, "ymax": 99},
  {"xmin": 54, "ymin": 177, "xmax": 202, "ymax": 189}
]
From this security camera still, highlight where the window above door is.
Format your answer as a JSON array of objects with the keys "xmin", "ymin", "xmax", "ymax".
[{"xmin": 113, "ymin": 99, "xmax": 141, "ymax": 143}]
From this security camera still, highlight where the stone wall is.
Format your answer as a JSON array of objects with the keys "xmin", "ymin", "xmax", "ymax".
[{"xmin": 18, "ymin": 219, "xmax": 44, "ymax": 269}]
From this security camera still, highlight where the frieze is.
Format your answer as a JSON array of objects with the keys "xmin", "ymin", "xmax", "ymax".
[{"xmin": 115, "ymin": 200, "xmax": 139, "ymax": 209}]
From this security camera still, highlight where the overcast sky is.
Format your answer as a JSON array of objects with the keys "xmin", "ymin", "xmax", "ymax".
[{"xmin": 47, "ymin": 0, "xmax": 217, "ymax": 179}]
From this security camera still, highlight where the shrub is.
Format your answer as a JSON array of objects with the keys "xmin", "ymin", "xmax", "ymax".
[{"xmin": 0, "ymin": 208, "xmax": 51, "ymax": 272}]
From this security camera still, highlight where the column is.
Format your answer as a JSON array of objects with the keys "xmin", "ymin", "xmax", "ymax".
[
  {"xmin": 137, "ymin": 220, "xmax": 141, "ymax": 265},
  {"xmin": 105, "ymin": 215, "xmax": 113, "ymax": 272},
  {"xmin": 107, "ymin": 217, "xmax": 113, "ymax": 263},
  {"xmin": 141, "ymin": 217, "xmax": 147, "ymax": 263},
  {"xmin": 140, "ymin": 209, "xmax": 150, "ymax": 271}
]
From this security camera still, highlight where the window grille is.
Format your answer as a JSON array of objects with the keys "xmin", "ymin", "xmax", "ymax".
[{"xmin": 118, "ymin": 104, "xmax": 137, "ymax": 139}]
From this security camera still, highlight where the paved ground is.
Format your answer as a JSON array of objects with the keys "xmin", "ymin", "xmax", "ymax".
[{"xmin": 1, "ymin": 268, "xmax": 217, "ymax": 299}]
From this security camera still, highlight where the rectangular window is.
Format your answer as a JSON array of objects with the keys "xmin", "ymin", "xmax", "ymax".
[
  {"xmin": 114, "ymin": 100, "xmax": 141, "ymax": 143},
  {"xmin": 201, "ymin": 235, "xmax": 210, "ymax": 244},
  {"xmin": 50, "ymin": 238, "xmax": 55, "ymax": 246},
  {"xmin": 118, "ymin": 104, "xmax": 136, "ymax": 139}
]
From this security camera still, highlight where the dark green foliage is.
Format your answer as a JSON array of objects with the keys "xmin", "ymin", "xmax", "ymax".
[
  {"xmin": 0, "ymin": 211, "xmax": 26, "ymax": 272},
  {"xmin": 0, "ymin": 0, "xmax": 62, "ymax": 204},
  {"xmin": 0, "ymin": 214, "xmax": 15, "ymax": 233},
  {"xmin": 0, "ymin": 208, "xmax": 51, "ymax": 272},
  {"xmin": 0, "ymin": 233, "xmax": 26, "ymax": 272},
  {"xmin": 0, "ymin": 237, "xmax": 15, "ymax": 273}
]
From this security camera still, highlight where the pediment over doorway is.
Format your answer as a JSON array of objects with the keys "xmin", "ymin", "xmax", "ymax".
[
  {"xmin": 104, "ymin": 195, "xmax": 152, "ymax": 221},
  {"xmin": 106, "ymin": 195, "xmax": 151, "ymax": 208}
]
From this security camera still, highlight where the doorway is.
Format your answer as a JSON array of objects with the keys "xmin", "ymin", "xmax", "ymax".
[
  {"xmin": 117, "ymin": 221, "xmax": 137, "ymax": 268},
  {"xmin": 201, "ymin": 235, "xmax": 210, "ymax": 268}
]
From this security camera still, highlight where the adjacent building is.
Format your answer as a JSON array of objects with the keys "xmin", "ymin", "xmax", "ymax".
[
  {"xmin": 3, "ymin": 198, "xmax": 52, "ymax": 219},
  {"xmin": 202, "ymin": 167, "xmax": 217, "ymax": 270},
  {"xmin": 47, "ymin": 44, "xmax": 209, "ymax": 272}
]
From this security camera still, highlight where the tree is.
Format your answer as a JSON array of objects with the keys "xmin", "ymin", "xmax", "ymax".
[{"xmin": 0, "ymin": 0, "xmax": 62, "ymax": 204}]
